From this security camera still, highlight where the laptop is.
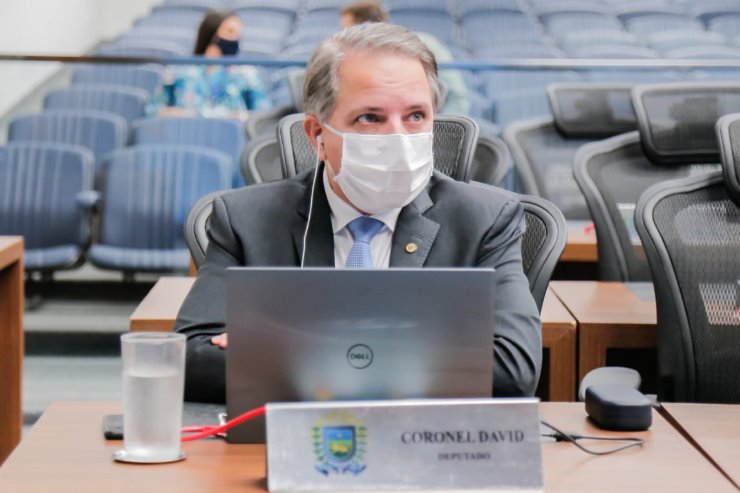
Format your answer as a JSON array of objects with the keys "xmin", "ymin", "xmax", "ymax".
[{"xmin": 225, "ymin": 267, "xmax": 496, "ymax": 443}]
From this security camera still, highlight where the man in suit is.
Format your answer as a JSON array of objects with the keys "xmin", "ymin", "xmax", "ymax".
[{"xmin": 175, "ymin": 22, "xmax": 541, "ymax": 403}]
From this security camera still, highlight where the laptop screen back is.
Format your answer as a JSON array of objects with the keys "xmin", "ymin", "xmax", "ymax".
[{"xmin": 225, "ymin": 267, "xmax": 496, "ymax": 443}]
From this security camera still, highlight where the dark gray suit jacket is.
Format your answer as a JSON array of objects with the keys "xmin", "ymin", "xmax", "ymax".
[{"xmin": 175, "ymin": 167, "xmax": 542, "ymax": 402}]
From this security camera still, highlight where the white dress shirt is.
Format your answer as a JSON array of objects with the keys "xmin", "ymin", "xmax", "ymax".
[{"xmin": 323, "ymin": 169, "xmax": 402, "ymax": 268}]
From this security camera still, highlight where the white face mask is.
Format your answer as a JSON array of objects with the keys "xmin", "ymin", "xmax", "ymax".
[{"xmin": 323, "ymin": 123, "xmax": 434, "ymax": 215}]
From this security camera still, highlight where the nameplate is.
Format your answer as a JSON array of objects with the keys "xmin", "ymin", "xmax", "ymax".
[{"xmin": 265, "ymin": 398, "xmax": 543, "ymax": 492}]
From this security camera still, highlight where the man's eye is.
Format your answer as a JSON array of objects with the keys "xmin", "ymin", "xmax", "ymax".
[
  {"xmin": 408, "ymin": 112, "xmax": 425, "ymax": 122},
  {"xmin": 357, "ymin": 114, "xmax": 379, "ymax": 123}
]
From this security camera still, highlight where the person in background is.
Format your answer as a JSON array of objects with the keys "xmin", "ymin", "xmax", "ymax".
[
  {"xmin": 155, "ymin": 10, "xmax": 271, "ymax": 118},
  {"xmin": 339, "ymin": 1, "xmax": 471, "ymax": 116}
]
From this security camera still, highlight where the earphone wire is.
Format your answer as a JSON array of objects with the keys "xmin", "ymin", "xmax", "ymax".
[{"xmin": 300, "ymin": 152, "xmax": 321, "ymax": 268}]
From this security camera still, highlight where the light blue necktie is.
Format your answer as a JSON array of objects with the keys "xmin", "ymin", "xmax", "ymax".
[{"xmin": 345, "ymin": 217, "xmax": 384, "ymax": 268}]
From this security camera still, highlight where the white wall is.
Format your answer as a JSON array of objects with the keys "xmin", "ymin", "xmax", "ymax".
[{"xmin": 0, "ymin": 0, "xmax": 161, "ymax": 116}]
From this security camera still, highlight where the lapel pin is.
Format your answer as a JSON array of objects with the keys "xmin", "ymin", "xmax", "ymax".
[{"xmin": 405, "ymin": 242, "xmax": 418, "ymax": 254}]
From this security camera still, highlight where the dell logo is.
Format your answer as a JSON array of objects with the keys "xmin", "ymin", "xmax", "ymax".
[{"xmin": 347, "ymin": 344, "xmax": 374, "ymax": 369}]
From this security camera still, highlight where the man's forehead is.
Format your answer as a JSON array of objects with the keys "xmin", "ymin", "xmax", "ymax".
[{"xmin": 334, "ymin": 50, "xmax": 432, "ymax": 106}]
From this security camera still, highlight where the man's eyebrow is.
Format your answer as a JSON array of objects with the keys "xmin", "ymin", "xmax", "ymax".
[
  {"xmin": 349, "ymin": 103, "xmax": 431, "ymax": 114},
  {"xmin": 350, "ymin": 106, "xmax": 384, "ymax": 113}
]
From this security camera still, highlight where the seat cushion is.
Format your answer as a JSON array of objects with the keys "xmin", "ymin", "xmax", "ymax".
[
  {"xmin": 88, "ymin": 245, "xmax": 190, "ymax": 271},
  {"xmin": 25, "ymin": 245, "xmax": 82, "ymax": 270}
]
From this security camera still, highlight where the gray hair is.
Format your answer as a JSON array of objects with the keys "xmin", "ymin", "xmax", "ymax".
[{"xmin": 303, "ymin": 22, "xmax": 441, "ymax": 121}]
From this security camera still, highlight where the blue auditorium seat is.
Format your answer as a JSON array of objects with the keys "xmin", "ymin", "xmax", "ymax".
[
  {"xmin": 113, "ymin": 32, "xmax": 194, "ymax": 52},
  {"xmin": 72, "ymin": 65, "xmax": 164, "ymax": 98},
  {"xmin": 708, "ymin": 13, "xmax": 740, "ymax": 38},
  {"xmin": 8, "ymin": 110, "xmax": 127, "ymax": 173},
  {"xmin": 232, "ymin": 0, "xmax": 302, "ymax": 11},
  {"xmin": 625, "ymin": 14, "xmax": 705, "ymax": 37},
  {"xmin": 43, "ymin": 85, "xmax": 148, "ymax": 126},
  {"xmin": 133, "ymin": 117, "xmax": 248, "ymax": 188},
  {"xmin": 648, "ymin": 30, "xmax": 727, "ymax": 53},
  {"xmin": 386, "ymin": 0, "xmax": 449, "ymax": 10},
  {"xmin": 133, "ymin": 10, "xmax": 203, "ymax": 30},
  {"xmin": 235, "ymin": 7, "xmax": 295, "ymax": 35},
  {"xmin": 0, "ymin": 142, "xmax": 95, "ymax": 271},
  {"xmin": 88, "ymin": 145, "xmax": 231, "ymax": 273},
  {"xmin": 494, "ymin": 88, "xmax": 552, "ymax": 127},
  {"xmin": 389, "ymin": 9, "xmax": 457, "ymax": 45},
  {"xmin": 96, "ymin": 42, "xmax": 187, "ymax": 58},
  {"xmin": 456, "ymin": 0, "xmax": 525, "ymax": 18}
]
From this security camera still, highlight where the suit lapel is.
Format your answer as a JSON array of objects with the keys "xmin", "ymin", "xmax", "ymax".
[
  {"xmin": 390, "ymin": 188, "xmax": 440, "ymax": 267},
  {"xmin": 291, "ymin": 166, "xmax": 335, "ymax": 266}
]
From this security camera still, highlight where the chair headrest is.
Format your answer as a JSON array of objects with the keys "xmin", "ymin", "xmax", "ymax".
[
  {"xmin": 632, "ymin": 82, "xmax": 740, "ymax": 165},
  {"xmin": 547, "ymin": 83, "xmax": 637, "ymax": 138},
  {"xmin": 715, "ymin": 113, "xmax": 740, "ymax": 205}
]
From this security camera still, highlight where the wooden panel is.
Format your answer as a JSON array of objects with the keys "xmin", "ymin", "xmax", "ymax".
[
  {"xmin": 0, "ymin": 401, "xmax": 736, "ymax": 492},
  {"xmin": 550, "ymin": 281, "xmax": 657, "ymax": 380},
  {"xmin": 541, "ymin": 289, "xmax": 577, "ymax": 401},
  {"xmin": 0, "ymin": 237, "xmax": 23, "ymax": 465}
]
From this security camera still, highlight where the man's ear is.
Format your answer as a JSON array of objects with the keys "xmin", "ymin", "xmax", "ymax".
[{"xmin": 303, "ymin": 114, "xmax": 325, "ymax": 161}]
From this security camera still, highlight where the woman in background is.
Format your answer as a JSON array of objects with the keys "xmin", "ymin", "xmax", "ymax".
[{"xmin": 158, "ymin": 10, "xmax": 270, "ymax": 118}]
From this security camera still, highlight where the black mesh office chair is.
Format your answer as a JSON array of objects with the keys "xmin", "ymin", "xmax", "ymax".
[
  {"xmin": 240, "ymin": 134, "xmax": 282, "ymax": 184},
  {"xmin": 277, "ymin": 113, "xmax": 479, "ymax": 181},
  {"xmin": 631, "ymin": 113, "xmax": 740, "ymax": 403},
  {"xmin": 471, "ymin": 122, "xmax": 512, "ymax": 187},
  {"xmin": 574, "ymin": 82, "xmax": 738, "ymax": 281},
  {"xmin": 515, "ymin": 192, "xmax": 567, "ymax": 310},
  {"xmin": 504, "ymin": 83, "xmax": 637, "ymax": 220}
]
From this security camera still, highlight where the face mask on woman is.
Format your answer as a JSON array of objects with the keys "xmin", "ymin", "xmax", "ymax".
[{"xmin": 215, "ymin": 38, "xmax": 239, "ymax": 56}]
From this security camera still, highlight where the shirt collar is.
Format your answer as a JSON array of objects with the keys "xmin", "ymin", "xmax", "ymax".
[{"xmin": 322, "ymin": 166, "xmax": 402, "ymax": 234}]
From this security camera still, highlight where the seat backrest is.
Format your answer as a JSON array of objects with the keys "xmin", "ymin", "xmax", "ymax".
[
  {"xmin": 133, "ymin": 117, "xmax": 246, "ymax": 187},
  {"xmin": 95, "ymin": 43, "xmax": 187, "ymax": 58},
  {"xmin": 240, "ymin": 134, "xmax": 282, "ymax": 185},
  {"xmin": 98, "ymin": 145, "xmax": 231, "ymax": 250},
  {"xmin": 72, "ymin": 65, "xmax": 163, "ymax": 97},
  {"xmin": 505, "ymin": 83, "xmax": 637, "ymax": 220},
  {"xmin": 574, "ymin": 82, "xmax": 740, "ymax": 281},
  {"xmin": 43, "ymin": 85, "xmax": 149, "ymax": 125},
  {"xmin": 0, "ymin": 142, "xmax": 94, "ymax": 250},
  {"xmin": 276, "ymin": 113, "xmax": 479, "ymax": 182},
  {"xmin": 8, "ymin": 110, "xmax": 127, "ymax": 170},
  {"xmin": 470, "ymin": 129, "xmax": 512, "ymax": 188},
  {"xmin": 513, "ymin": 192, "xmax": 567, "ymax": 311},
  {"xmin": 634, "ymin": 112, "xmax": 740, "ymax": 401}
]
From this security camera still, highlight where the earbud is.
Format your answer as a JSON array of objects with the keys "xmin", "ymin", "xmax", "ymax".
[{"xmin": 317, "ymin": 134, "xmax": 323, "ymax": 146}]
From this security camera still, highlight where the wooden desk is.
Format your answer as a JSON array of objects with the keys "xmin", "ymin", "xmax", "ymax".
[
  {"xmin": 129, "ymin": 277, "xmax": 193, "ymax": 332},
  {"xmin": 662, "ymin": 403, "xmax": 740, "ymax": 489},
  {"xmin": 0, "ymin": 401, "xmax": 736, "ymax": 493},
  {"xmin": 541, "ymin": 288, "xmax": 577, "ymax": 401},
  {"xmin": 130, "ymin": 279, "xmax": 578, "ymax": 402},
  {"xmin": 561, "ymin": 220, "xmax": 598, "ymax": 263},
  {"xmin": 550, "ymin": 281, "xmax": 657, "ymax": 381},
  {"xmin": 0, "ymin": 236, "xmax": 23, "ymax": 466}
]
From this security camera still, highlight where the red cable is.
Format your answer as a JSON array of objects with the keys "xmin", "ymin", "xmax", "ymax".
[{"xmin": 181, "ymin": 406, "xmax": 266, "ymax": 442}]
